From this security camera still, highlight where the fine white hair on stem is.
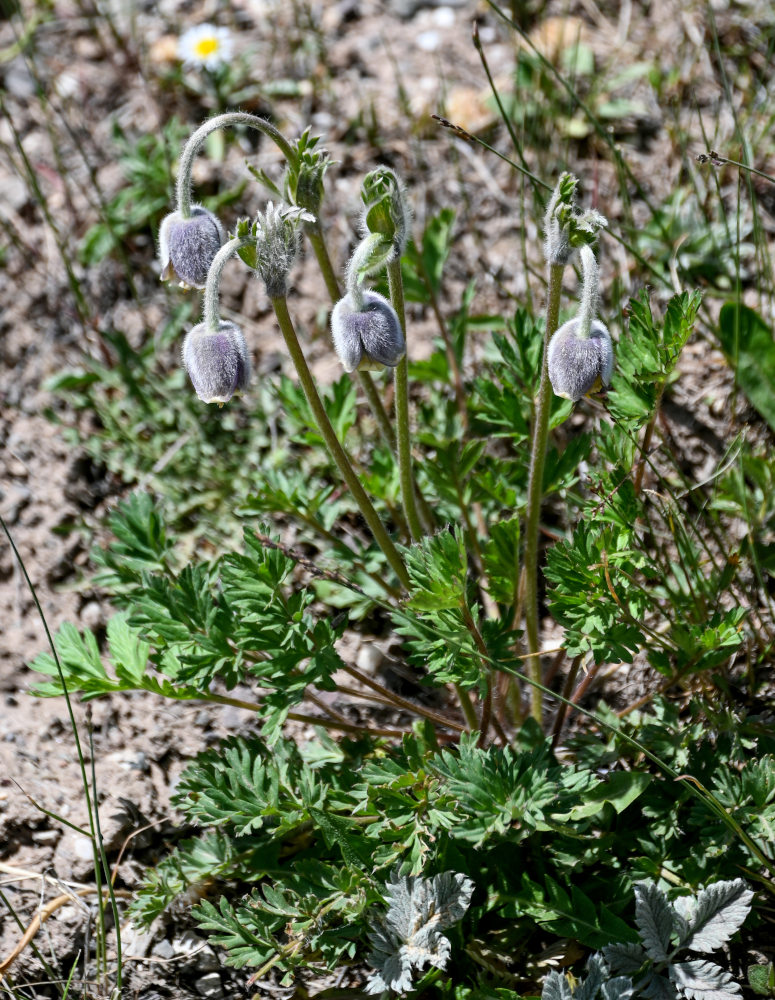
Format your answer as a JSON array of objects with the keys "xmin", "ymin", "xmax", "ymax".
[
  {"xmin": 345, "ymin": 233, "xmax": 386, "ymax": 311},
  {"xmin": 203, "ymin": 236, "xmax": 253, "ymax": 330},
  {"xmin": 577, "ymin": 244, "xmax": 599, "ymax": 340},
  {"xmin": 175, "ymin": 112, "xmax": 295, "ymax": 219}
]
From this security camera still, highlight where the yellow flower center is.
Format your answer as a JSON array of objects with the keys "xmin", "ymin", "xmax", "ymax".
[{"xmin": 194, "ymin": 36, "xmax": 219, "ymax": 58}]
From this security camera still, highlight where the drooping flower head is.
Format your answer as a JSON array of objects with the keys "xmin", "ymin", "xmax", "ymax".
[
  {"xmin": 182, "ymin": 320, "xmax": 251, "ymax": 406},
  {"xmin": 331, "ymin": 290, "xmax": 406, "ymax": 373},
  {"xmin": 159, "ymin": 205, "xmax": 225, "ymax": 289},
  {"xmin": 547, "ymin": 243, "xmax": 614, "ymax": 401},
  {"xmin": 547, "ymin": 317, "xmax": 614, "ymax": 401},
  {"xmin": 178, "ymin": 24, "xmax": 233, "ymax": 71}
]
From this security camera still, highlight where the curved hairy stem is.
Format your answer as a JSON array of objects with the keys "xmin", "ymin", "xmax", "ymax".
[
  {"xmin": 177, "ymin": 112, "xmax": 295, "ymax": 218},
  {"xmin": 202, "ymin": 235, "xmax": 253, "ymax": 329}
]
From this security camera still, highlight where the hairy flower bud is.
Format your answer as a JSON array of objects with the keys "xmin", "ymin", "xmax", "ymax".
[
  {"xmin": 547, "ymin": 317, "xmax": 614, "ymax": 401},
  {"xmin": 331, "ymin": 290, "xmax": 406, "ymax": 373},
  {"xmin": 159, "ymin": 206, "xmax": 225, "ymax": 289},
  {"xmin": 182, "ymin": 320, "xmax": 251, "ymax": 405},
  {"xmin": 360, "ymin": 167, "xmax": 411, "ymax": 258},
  {"xmin": 253, "ymin": 202, "xmax": 314, "ymax": 299}
]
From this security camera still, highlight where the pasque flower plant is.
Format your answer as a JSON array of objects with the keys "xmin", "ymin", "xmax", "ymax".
[{"xmin": 26, "ymin": 90, "xmax": 775, "ymax": 1000}]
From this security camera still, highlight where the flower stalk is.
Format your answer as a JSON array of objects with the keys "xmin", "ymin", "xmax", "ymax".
[
  {"xmin": 523, "ymin": 261, "xmax": 565, "ymax": 724},
  {"xmin": 176, "ymin": 112, "xmax": 295, "ymax": 219},
  {"xmin": 306, "ymin": 220, "xmax": 398, "ymax": 452},
  {"xmin": 271, "ymin": 294, "xmax": 411, "ymax": 590},
  {"xmin": 387, "ymin": 256, "xmax": 425, "ymax": 542},
  {"xmin": 203, "ymin": 235, "xmax": 252, "ymax": 329}
]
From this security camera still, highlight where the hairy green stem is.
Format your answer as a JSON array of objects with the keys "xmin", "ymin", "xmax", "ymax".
[
  {"xmin": 460, "ymin": 603, "xmax": 509, "ymax": 746},
  {"xmin": 577, "ymin": 244, "xmax": 598, "ymax": 339},
  {"xmin": 523, "ymin": 262, "xmax": 565, "ymax": 725},
  {"xmin": 203, "ymin": 235, "xmax": 253, "ymax": 329},
  {"xmin": 271, "ymin": 294, "xmax": 411, "ymax": 590},
  {"xmin": 339, "ymin": 662, "xmax": 465, "ymax": 733},
  {"xmin": 177, "ymin": 112, "xmax": 295, "ymax": 219},
  {"xmin": 305, "ymin": 223, "xmax": 398, "ymax": 451},
  {"xmin": 387, "ymin": 257, "xmax": 424, "ymax": 542},
  {"xmin": 87, "ymin": 717, "xmax": 122, "ymax": 990}
]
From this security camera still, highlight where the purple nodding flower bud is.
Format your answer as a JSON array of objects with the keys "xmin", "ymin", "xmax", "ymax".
[
  {"xmin": 547, "ymin": 317, "xmax": 614, "ymax": 402},
  {"xmin": 330, "ymin": 290, "xmax": 406, "ymax": 373},
  {"xmin": 159, "ymin": 206, "xmax": 225, "ymax": 289},
  {"xmin": 182, "ymin": 320, "xmax": 251, "ymax": 405}
]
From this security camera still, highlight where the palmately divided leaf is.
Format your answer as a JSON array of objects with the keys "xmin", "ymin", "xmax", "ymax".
[
  {"xmin": 676, "ymin": 880, "xmax": 753, "ymax": 952},
  {"xmin": 365, "ymin": 871, "xmax": 474, "ymax": 994},
  {"xmin": 670, "ymin": 960, "xmax": 742, "ymax": 1000},
  {"xmin": 635, "ymin": 881, "xmax": 673, "ymax": 961}
]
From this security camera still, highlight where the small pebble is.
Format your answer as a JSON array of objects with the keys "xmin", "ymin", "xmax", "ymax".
[
  {"xmin": 79, "ymin": 600, "xmax": 104, "ymax": 632},
  {"xmin": 72, "ymin": 834, "xmax": 95, "ymax": 861},
  {"xmin": 152, "ymin": 939, "xmax": 175, "ymax": 960},
  {"xmin": 31, "ymin": 828, "xmax": 60, "ymax": 845},
  {"xmin": 356, "ymin": 644, "xmax": 384, "ymax": 674},
  {"xmin": 194, "ymin": 972, "xmax": 224, "ymax": 999},
  {"xmin": 417, "ymin": 30, "xmax": 440, "ymax": 51},
  {"xmin": 105, "ymin": 749, "xmax": 148, "ymax": 772}
]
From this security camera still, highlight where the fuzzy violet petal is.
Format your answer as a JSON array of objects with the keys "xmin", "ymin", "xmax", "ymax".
[
  {"xmin": 547, "ymin": 317, "xmax": 614, "ymax": 401},
  {"xmin": 331, "ymin": 290, "xmax": 406, "ymax": 373},
  {"xmin": 182, "ymin": 320, "xmax": 251, "ymax": 405},
  {"xmin": 158, "ymin": 206, "xmax": 225, "ymax": 289}
]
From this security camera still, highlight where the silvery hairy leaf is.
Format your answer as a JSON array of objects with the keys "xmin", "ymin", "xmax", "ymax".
[
  {"xmin": 635, "ymin": 882, "xmax": 674, "ymax": 962},
  {"xmin": 365, "ymin": 871, "xmax": 474, "ymax": 995},
  {"xmin": 543, "ymin": 970, "xmax": 574, "ymax": 1000},
  {"xmin": 674, "ymin": 880, "xmax": 753, "ymax": 952},
  {"xmin": 603, "ymin": 942, "xmax": 647, "ymax": 978},
  {"xmin": 670, "ymin": 960, "xmax": 742, "ymax": 1000}
]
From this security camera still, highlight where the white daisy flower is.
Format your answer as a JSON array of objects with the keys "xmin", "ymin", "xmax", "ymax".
[{"xmin": 178, "ymin": 23, "xmax": 233, "ymax": 70}]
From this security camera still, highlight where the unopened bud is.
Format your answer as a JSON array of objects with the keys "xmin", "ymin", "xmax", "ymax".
[
  {"xmin": 360, "ymin": 167, "xmax": 411, "ymax": 258},
  {"xmin": 253, "ymin": 202, "xmax": 314, "ymax": 298},
  {"xmin": 547, "ymin": 317, "xmax": 614, "ymax": 402},
  {"xmin": 159, "ymin": 206, "xmax": 225, "ymax": 289},
  {"xmin": 543, "ymin": 173, "xmax": 607, "ymax": 266},
  {"xmin": 182, "ymin": 320, "xmax": 251, "ymax": 405},
  {"xmin": 331, "ymin": 290, "xmax": 406, "ymax": 373}
]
